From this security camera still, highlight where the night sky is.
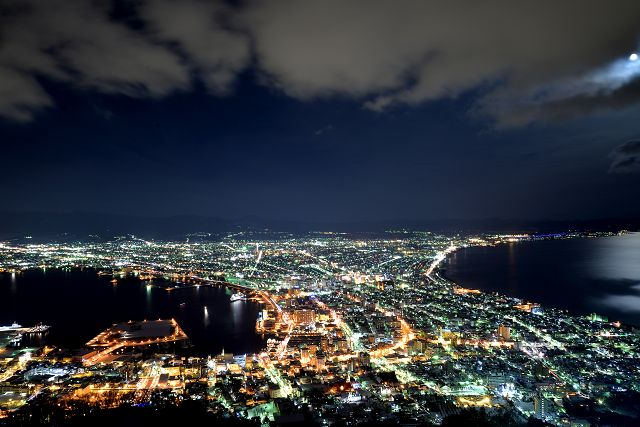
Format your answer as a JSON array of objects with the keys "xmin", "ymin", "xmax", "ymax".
[{"xmin": 2, "ymin": 0, "xmax": 640, "ymax": 223}]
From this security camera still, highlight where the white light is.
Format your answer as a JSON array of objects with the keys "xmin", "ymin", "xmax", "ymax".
[{"xmin": 630, "ymin": 53, "xmax": 639, "ymax": 62}]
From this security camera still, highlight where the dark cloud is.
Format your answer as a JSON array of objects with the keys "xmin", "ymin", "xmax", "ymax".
[
  {"xmin": 1, "ymin": 0, "xmax": 640, "ymax": 124},
  {"xmin": 243, "ymin": 0, "xmax": 640, "ymax": 126},
  {"xmin": 0, "ymin": 0, "xmax": 245, "ymax": 121},
  {"xmin": 486, "ymin": 76, "xmax": 640, "ymax": 127},
  {"xmin": 549, "ymin": 77, "xmax": 640, "ymax": 120},
  {"xmin": 139, "ymin": 0, "xmax": 250, "ymax": 94},
  {"xmin": 609, "ymin": 140, "xmax": 640, "ymax": 173}
]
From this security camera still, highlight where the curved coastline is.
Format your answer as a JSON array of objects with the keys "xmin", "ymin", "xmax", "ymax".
[
  {"xmin": 438, "ymin": 234, "xmax": 640, "ymax": 327},
  {"xmin": 0, "ymin": 268, "xmax": 267, "ymax": 355}
]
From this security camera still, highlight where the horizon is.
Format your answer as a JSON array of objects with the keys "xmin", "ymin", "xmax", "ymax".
[{"xmin": 0, "ymin": 209, "xmax": 639, "ymax": 239}]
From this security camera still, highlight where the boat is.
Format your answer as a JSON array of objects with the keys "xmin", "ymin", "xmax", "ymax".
[
  {"xmin": 0, "ymin": 322, "xmax": 22, "ymax": 332},
  {"xmin": 0, "ymin": 322, "xmax": 49, "ymax": 333},
  {"xmin": 28, "ymin": 323, "xmax": 50, "ymax": 333},
  {"xmin": 230, "ymin": 292, "xmax": 247, "ymax": 302}
]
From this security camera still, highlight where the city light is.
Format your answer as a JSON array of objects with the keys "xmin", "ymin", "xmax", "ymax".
[{"xmin": 0, "ymin": 229, "xmax": 637, "ymax": 425}]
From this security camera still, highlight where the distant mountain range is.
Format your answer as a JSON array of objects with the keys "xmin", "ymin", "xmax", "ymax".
[{"xmin": 0, "ymin": 211, "xmax": 638, "ymax": 240}]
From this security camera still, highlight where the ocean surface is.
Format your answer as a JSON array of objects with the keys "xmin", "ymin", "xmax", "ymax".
[
  {"xmin": 445, "ymin": 232, "xmax": 640, "ymax": 326},
  {"xmin": 0, "ymin": 268, "xmax": 266, "ymax": 355}
]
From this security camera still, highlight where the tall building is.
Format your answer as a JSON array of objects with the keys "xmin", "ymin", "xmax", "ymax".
[
  {"xmin": 300, "ymin": 347, "xmax": 310, "ymax": 365},
  {"xmin": 497, "ymin": 324, "xmax": 511, "ymax": 340},
  {"xmin": 321, "ymin": 336, "xmax": 330, "ymax": 352},
  {"xmin": 316, "ymin": 351, "xmax": 326, "ymax": 370}
]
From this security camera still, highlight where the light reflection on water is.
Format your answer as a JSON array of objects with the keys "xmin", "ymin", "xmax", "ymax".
[
  {"xmin": 591, "ymin": 232, "xmax": 640, "ymax": 315},
  {"xmin": 446, "ymin": 232, "xmax": 640, "ymax": 326},
  {"xmin": 145, "ymin": 283, "xmax": 152, "ymax": 312},
  {"xmin": 231, "ymin": 301, "xmax": 244, "ymax": 330},
  {"xmin": 590, "ymin": 232, "xmax": 640, "ymax": 280},
  {"xmin": 0, "ymin": 269, "xmax": 266, "ymax": 355}
]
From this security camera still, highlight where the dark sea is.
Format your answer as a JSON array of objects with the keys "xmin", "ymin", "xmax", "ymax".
[
  {"xmin": 445, "ymin": 232, "xmax": 640, "ymax": 326},
  {"xmin": 0, "ymin": 269, "xmax": 266, "ymax": 355}
]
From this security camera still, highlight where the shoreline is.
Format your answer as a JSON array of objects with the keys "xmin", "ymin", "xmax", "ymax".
[
  {"xmin": 0, "ymin": 268, "xmax": 267, "ymax": 356},
  {"xmin": 437, "ymin": 234, "xmax": 640, "ymax": 328}
]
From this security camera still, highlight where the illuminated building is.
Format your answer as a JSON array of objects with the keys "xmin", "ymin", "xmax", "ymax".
[
  {"xmin": 293, "ymin": 309, "xmax": 315, "ymax": 325},
  {"xmin": 300, "ymin": 347, "xmax": 310, "ymax": 365},
  {"xmin": 497, "ymin": 324, "xmax": 510, "ymax": 340},
  {"xmin": 407, "ymin": 339, "xmax": 425, "ymax": 356},
  {"xmin": 320, "ymin": 336, "xmax": 330, "ymax": 352},
  {"xmin": 315, "ymin": 351, "xmax": 326, "ymax": 370}
]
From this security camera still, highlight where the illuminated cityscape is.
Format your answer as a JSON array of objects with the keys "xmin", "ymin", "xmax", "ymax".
[
  {"xmin": 1, "ymin": 230, "xmax": 638, "ymax": 425},
  {"xmin": 3, "ymin": 0, "xmax": 640, "ymax": 425}
]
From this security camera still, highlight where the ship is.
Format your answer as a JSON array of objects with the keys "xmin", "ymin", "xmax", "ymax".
[
  {"xmin": 230, "ymin": 292, "xmax": 247, "ymax": 302},
  {"xmin": 0, "ymin": 322, "xmax": 50, "ymax": 333},
  {"xmin": 9, "ymin": 333, "xmax": 22, "ymax": 345},
  {"xmin": 0, "ymin": 322, "xmax": 22, "ymax": 332},
  {"xmin": 27, "ymin": 323, "xmax": 50, "ymax": 333}
]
